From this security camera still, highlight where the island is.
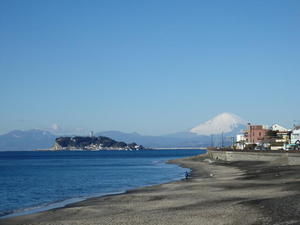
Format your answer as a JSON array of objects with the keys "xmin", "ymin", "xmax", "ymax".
[{"xmin": 52, "ymin": 136, "xmax": 145, "ymax": 151}]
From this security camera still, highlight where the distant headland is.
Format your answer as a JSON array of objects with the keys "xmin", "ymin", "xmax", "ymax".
[{"xmin": 50, "ymin": 136, "xmax": 145, "ymax": 151}]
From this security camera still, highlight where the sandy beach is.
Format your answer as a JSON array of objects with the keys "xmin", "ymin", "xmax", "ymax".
[{"xmin": 1, "ymin": 153, "xmax": 300, "ymax": 225}]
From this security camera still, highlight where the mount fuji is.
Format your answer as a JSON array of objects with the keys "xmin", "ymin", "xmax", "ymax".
[{"xmin": 190, "ymin": 112, "xmax": 247, "ymax": 136}]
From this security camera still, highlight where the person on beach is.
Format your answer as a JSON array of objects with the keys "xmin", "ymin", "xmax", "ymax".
[{"xmin": 185, "ymin": 171, "xmax": 189, "ymax": 179}]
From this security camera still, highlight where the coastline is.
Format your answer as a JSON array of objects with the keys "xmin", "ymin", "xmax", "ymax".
[
  {"xmin": 0, "ymin": 150, "xmax": 198, "ymax": 220},
  {"xmin": 1, "ymin": 153, "xmax": 300, "ymax": 225}
]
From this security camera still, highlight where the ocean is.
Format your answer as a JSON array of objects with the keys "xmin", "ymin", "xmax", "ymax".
[{"xmin": 0, "ymin": 149, "xmax": 205, "ymax": 218}]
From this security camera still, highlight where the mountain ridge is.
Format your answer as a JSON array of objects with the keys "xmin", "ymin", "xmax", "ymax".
[{"xmin": 0, "ymin": 113, "xmax": 247, "ymax": 150}]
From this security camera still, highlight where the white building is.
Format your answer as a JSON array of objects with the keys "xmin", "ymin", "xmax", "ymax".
[
  {"xmin": 272, "ymin": 124, "xmax": 288, "ymax": 132},
  {"xmin": 291, "ymin": 127, "xmax": 300, "ymax": 144},
  {"xmin": 236, "ymin": 134, "xmax": 246, "ymax": 142},
  {"xmin": 236, "ymin": 134, "xmax": 246, "ymax": 150}
]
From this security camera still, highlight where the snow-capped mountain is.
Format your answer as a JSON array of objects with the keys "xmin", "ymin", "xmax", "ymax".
[{"xmin": 190, "ymin": 112, "xmax": 247, "ymax": 136}]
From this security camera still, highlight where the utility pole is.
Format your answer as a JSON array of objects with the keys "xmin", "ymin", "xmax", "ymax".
[
  {"xmin": 211, "ymin": 134, "xmax": 214, "ymax": 147},
  {"xmin": 221, "ymin": 132, "xmax": 224, "ymax": 148}
]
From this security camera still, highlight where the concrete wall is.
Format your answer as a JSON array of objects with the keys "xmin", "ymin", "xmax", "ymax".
[{"xmin": 208, "ymin": 150, "xmax": 300, "ymax": 165}]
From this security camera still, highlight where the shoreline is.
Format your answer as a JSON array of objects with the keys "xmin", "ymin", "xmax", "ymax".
[
  {"xmin": 1, "ymin": 153, "xmax": 300, "ymax": 225},
  {"xmin": 0, "ymin": 191, "xmax": 127, "ymax": 219},
  {"xmin": 0, "ymin": 152, "xmax": 196, "ymax": 220}
]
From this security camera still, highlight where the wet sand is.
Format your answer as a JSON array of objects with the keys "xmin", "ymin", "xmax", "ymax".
[{"xmin": 1, "ymin": 153, "xmax": 300, "ymax": 225}]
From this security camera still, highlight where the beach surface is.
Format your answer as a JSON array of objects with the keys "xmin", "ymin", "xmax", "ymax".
[{"xmin": 1, "ymin": 153, "xmax": 300, "ymax": 225}]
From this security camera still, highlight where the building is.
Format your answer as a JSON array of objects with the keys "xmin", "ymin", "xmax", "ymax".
[
  {"xmin": 245, "ymin": 125, "xmax": 269, "ymax": 144},
  {"xmin": 262, "ymin": 127, "xmax": 291, "ymax": 150},
  {"xmin": 272, "ymin": 124, "xmax": 288, "ymax": 132},
  {"xmin": 291, "ymin": 126, "xmax": 300, "ymax": 144},
  {"xmin": 235, "ymin": 134, "xmax": 246, "ymax": 150},
  {"xmin": 236, "ymin": 134, "xmax": 246, "ymax": 142},
  {"xmin": 90, "ymin": 131, "xmax": 94, "ymax": 137}
]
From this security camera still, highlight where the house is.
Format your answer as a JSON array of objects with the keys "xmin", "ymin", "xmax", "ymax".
[
  {"xmin": 245, "ymin": 125, "xmax": 269, "ymax": 144},
  {"xmin": 271, "ymin": 124, "xmax": 288, "ymax": 132},
  {"xmin": 236, "ymin": 134, "xmax": 246, "ymax": 150},
  {"xmin": 291, "ymin": 126, "xmax": 300, "ymax": 145},
  {"xmin": 262, "ymin": 128, "xmax": 291, "ymax": 150}
]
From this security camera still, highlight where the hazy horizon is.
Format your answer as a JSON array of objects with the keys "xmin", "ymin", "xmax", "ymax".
[
  {"xmin": 1, "ymin": 0, "xmax": 300, "ymax": 135},
  {"xmin": 0, "ymin": 111, "xmax": 297, "ymax": 137}
]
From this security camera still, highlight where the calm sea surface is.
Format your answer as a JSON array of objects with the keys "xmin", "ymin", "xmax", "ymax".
[{"xmin": 0, "ymin": 149, "xmax": 205, "ymax": 217}]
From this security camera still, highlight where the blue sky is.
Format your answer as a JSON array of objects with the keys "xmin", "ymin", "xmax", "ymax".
[{"xmin": 0, "ymin": 0, "xmax": 300, "ymax": 135}]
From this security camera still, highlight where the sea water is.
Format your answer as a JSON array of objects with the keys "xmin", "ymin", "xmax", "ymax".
[{"xmin": 0, "ymin": 149, "xmax": 205, "ymax": 218}]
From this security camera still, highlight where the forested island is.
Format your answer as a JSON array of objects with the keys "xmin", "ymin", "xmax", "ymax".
[{"xmin": 52, "ymin": 136, "xmax": 145, "ymax": 151}]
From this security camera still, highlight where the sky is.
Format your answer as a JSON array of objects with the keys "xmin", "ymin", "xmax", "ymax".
[{"xmin": 0, "ymin": 0, "xmax": 300, "ymax": 135}]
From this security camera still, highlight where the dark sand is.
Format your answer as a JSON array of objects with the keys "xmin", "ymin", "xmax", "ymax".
[{"xmin": 1, "ymin": 153, "xmax": 300, "ymax": 225}]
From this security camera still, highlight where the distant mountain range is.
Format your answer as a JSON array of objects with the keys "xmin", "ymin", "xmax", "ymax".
[
  {"xmin": 96, "ymin": 113, "xmax": 247, "ymax": 148},
  {"xmin": 0, "ymin": 129, "xmax": 56, "ymax": 151},
  {"xmin": 0, "ymin": 113, "xmax": 247, "ymax": 151},
  {"xmin": 95, "ymin": 130, "xmax": 211, "ymax": 148}
]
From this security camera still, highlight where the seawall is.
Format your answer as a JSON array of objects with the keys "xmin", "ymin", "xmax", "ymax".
[{"xmin": 207, "ymin": 150, "xmax": 300, "ymax": 165}]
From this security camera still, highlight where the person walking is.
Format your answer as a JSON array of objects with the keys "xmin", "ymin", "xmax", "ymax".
[{"xmin": 185, "ymin": 171, "xmax": 189, "ymax": 179}]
